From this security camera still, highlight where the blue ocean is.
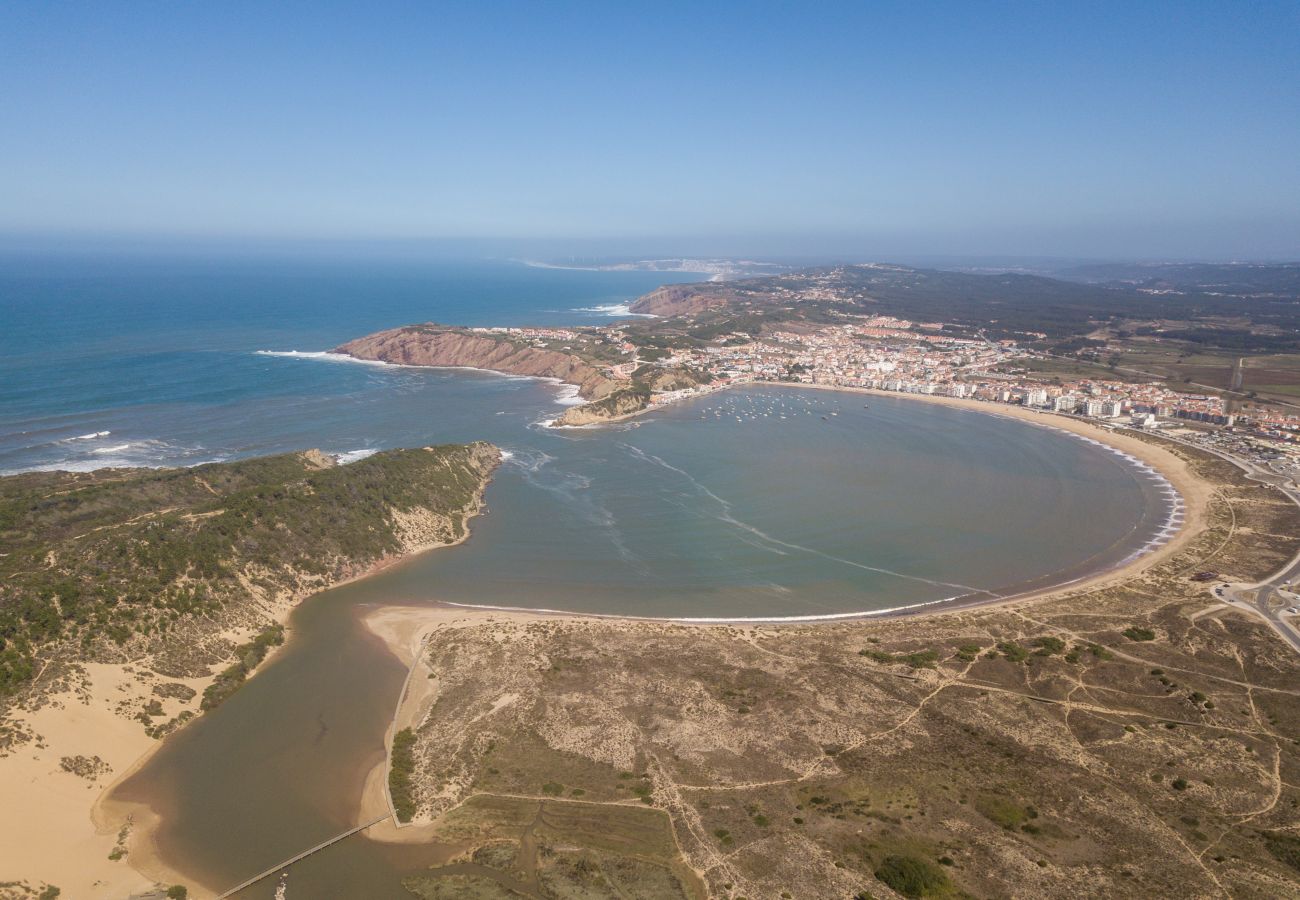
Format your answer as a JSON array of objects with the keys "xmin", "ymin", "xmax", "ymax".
[{"xmin": 0, "ymin": 254, "xmax": 702, "ymax": 474}]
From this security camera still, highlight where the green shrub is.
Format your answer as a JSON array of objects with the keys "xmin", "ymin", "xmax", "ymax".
[
  {"xmin": 976, "ymin": 794, "xmax": 1029, "ymax": 829},
  {"xmin": 860, "ymin": 647, "xmax": 938, "ymax": 668},
  {"xmin": 200, "ymin": 623, "xmax": 285, "ymax": 711},
  {"xmin": 0, "ymin": 445, "xmax": 491, "ymax": 699},
  {"xmin": 389, "ymin": 727, "xmax": 418, "ymax": 821},
  {"xmin": 873, "ymin": 854, "xmax": 949, "ymax": 898},
  {"xmin": 1032, "ymin": 636, "xmax": 1066, "ymax": 655},
  {"xmin": 1086, "ymin": 643, "xmax": 1114, "ymax": 660},
  {"xmin": 997, "ymin": 641, "xmax": 1029, "ymax": 663},
  {"xmin": 1123, "ymin": 626, "xmax": 1156, "ymax": 641}
]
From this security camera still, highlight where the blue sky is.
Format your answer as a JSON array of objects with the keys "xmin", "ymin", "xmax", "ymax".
[{"xmin": 2, "ymin": 1, "xmax": 1297, "ymax": 259}]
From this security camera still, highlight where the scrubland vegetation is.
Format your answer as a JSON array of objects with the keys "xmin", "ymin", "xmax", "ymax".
[{"xmin": 0, "ymin": 444, "xmax": 496, "ymax": 701}]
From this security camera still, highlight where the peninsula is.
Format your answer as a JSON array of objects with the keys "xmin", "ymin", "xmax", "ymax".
[
  {"xmin": 336, "ymin": 324, "xmax": 624, "ymax": 401},
  {"xmin": 334, "ymin": 322, "xmax": 712, "ymax": 426}
]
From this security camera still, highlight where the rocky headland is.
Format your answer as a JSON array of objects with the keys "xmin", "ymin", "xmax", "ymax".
[
  {"xmin": 336, "ymin": 324, "xmax": 619, "ymax": 400},
  {"xmin": 627, "ymin": 283, "xmax": 734, "ymax": 317},
  {"xmin": 553, "ymin": 386, "xmax": 652, "ymax": 426}
]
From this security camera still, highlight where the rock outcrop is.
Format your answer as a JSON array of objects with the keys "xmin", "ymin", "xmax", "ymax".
[
  {"xmin": 336, "ymin": 325, "xmax": 618, "ymax": 399},
  {"xmin": 554, "ymin": 387, "xmax": 651, "ymax": 426}
]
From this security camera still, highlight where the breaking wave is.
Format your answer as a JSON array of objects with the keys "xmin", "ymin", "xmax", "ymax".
[
  {"xmin": 571, "ymin": 303, "xmax": 657, "ymax": 318},
  {"xmin": 255, "ymin": 350, "xmax": 398, "ymax": 367}
]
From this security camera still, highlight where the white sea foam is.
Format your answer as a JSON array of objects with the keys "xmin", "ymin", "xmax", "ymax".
[
  {"xmin": 553, "ymin": 383, "xmax": 585, "ymax": 406},
  {"xmin": 65, "ymin": 430, "xmax": 111, "ymax": 441},
  {"xmin": 571, "ymin": 303, "xmax": 658, "ymax": 318},
  {"xmin": 336, "ymin": 449, "xmax": 378, "ymax": 464},
  {"xmin": 257, "ymin": 350, "xmax": 588, "ymax": 411},
  {"xmin": 6, "ymin": 438, "xmax": 227, "ymax": 475},
  {"xmin": 255, "ymin": 350, "xmax": 399, "ymax": 367}
]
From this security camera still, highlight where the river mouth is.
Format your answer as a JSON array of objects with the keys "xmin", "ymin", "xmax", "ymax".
[{"xmin": 109, "ymin": 387, "xmax": 1177, "ymax": 897}]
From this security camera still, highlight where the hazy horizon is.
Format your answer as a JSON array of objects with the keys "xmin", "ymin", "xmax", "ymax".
[{"xmin": 1, "ymin": 232, "xmax": 1297, "ymax": 269}]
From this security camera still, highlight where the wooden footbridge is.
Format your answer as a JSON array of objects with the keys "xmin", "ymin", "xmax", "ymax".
[{"xmin": 214, "ymin": 813, "xmax": 391, "ymax": 898}]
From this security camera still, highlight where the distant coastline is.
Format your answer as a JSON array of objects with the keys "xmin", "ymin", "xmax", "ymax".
[{"xmin": 515, "ymin": 256, "xmax": 790, "ymax": 281}]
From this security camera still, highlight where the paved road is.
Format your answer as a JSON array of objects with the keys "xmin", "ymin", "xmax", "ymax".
[{"xmin": 1153, "ymin": 429, "xmax": 1300, "ymax": 654}]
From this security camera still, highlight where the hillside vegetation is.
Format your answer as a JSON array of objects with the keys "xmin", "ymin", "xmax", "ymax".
[
  {"xmin": 0, "ymin": 444, "xmax": 498, "ymax": 699},
  {"xmin": 625, "ymin": 262, "xmax": 1300, "ymax": 350}
]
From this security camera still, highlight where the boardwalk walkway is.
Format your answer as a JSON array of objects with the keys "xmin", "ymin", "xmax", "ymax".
[{"xmin": 215, "ymin": 814, "xmax": 390, "ymax": 898}]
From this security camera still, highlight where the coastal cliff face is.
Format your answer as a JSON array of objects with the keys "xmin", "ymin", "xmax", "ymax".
[
  {"xmin": 337, "ymin": 325, "xmax": 618, "ymax": 399},
  {"xmin": 554, "ymin": 387, "xmax": 651, "ymax": 426},
  {"xmin": 628, "ymin": 284, "xmax": 731, "ymax": 317}
]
